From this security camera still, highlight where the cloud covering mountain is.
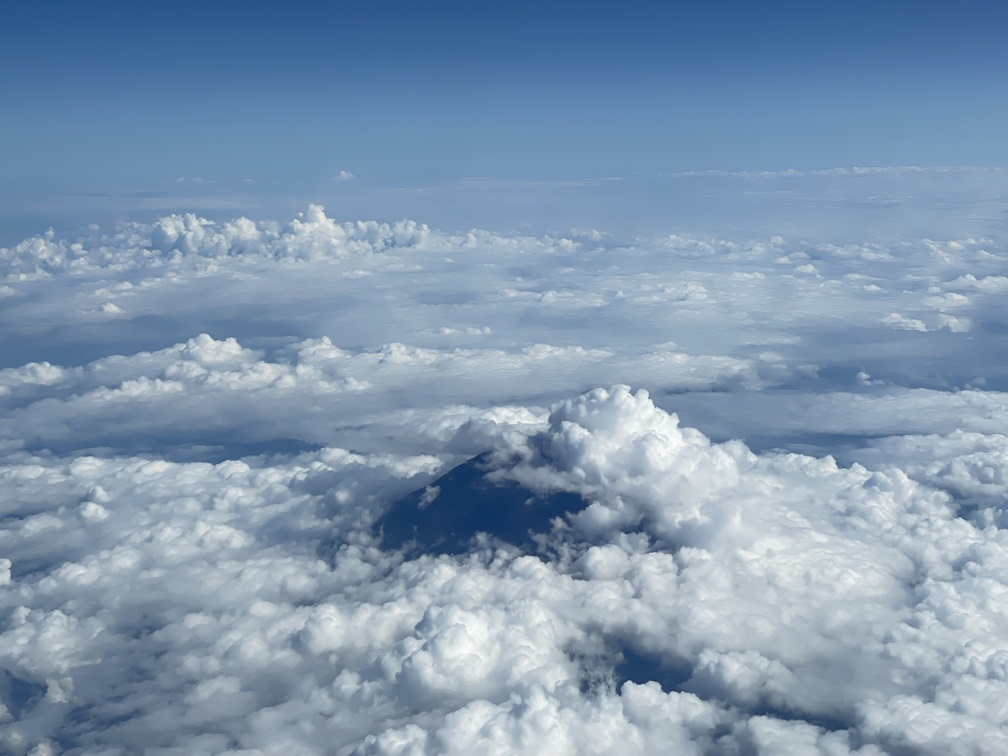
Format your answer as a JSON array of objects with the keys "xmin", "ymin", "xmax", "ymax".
[{"xmin": 2, "ymin": 202, "xmax": 1008, "ymax": 754}]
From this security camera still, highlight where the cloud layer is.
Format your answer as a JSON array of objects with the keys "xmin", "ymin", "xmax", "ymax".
[{"xmin": 2, "ymin": 204, "xmax": 1007, "ymax": 753}]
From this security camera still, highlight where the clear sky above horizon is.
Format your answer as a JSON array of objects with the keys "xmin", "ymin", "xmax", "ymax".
[{"xmin": 1, "ymin": 0, "xmax": 1005, "ymax": 236}]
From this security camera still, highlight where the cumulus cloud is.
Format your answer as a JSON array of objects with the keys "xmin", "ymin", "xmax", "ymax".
[
  {"xmin": 2, "ymin": 202, "xmax": 1008, "ymax": 753},
  {"xmin": 5, "ymin": 385, "xmax": 1008, "ymax": 754}
]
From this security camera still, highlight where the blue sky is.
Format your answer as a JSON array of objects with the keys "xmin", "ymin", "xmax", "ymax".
[{"xmin": 2, "ymin": 0, "xmax": 1006, "ymax": 236}]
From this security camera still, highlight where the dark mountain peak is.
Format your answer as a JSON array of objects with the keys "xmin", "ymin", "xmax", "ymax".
[{"xmin": 375, "ymin": 452, "xmax": 586, "ymax": 555}]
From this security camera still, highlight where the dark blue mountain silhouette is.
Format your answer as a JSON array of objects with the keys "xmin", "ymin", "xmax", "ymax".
[{"xmin": 376, "ymin": 453, "xmax": 585, "ymax": 555}]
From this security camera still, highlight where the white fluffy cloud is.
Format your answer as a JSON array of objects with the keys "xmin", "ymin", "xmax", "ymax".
[
  {"xmin": 2, "ymin": 202, "xmax": 1008, "ymax": 753},
  {"xmin": 5, "ymin": 386, "xmax": 1008, "ymax": 754}
]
